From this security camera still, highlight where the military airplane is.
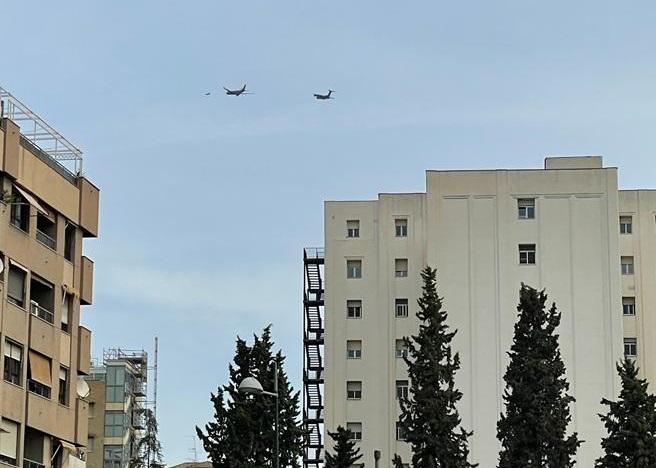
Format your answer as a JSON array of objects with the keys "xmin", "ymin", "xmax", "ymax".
[
  {"xmin": 223, "ymin": 85, "xmax": 251, "ymax": 96},
  {"xmin": 313, "ymin": 90, "xmax": 334, "ymax": 100}
]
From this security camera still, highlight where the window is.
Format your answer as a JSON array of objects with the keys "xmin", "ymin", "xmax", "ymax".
[
  {"xmin": 105, "ymin": 411, "xmax": 126, "ymax": 437},
  {"xmin": 624, "ymin": 338, "xmax": 637, "ymax": 358},
  {"xmin": 4, "ymin": 340, "xmax": 23, "ymax": 386},
  {"xmin": 103, "ymin": 445, "xmax": 122, "ymax": 468},
  {"xmin": 36, "ymin": 211, "xmax": 57, "ymax": 251},
  {"xmin": 621, "ymin": 257, "xmax": 634, "ymax": 275},
  {"xmin": 87, "ymin": 437, "xmax": 95, "ymax": 453},
  {"xmin": 396, "ymin": 380, "xmax": 409, "ymax": 400},
  {"xmin": 9, "ymin": 189, "xmax": 29, "ymax": 232},
  {"xmin": 396, "ymin": 421, "xmax": 406, "ymax": 441},
  {"xmin": 61, "ymin": 293, "xmax": 72, "ymax": 333},
  {"xmin": 395, "ymin": 299, "xmax": 409, "ymax": 318},
  {"xmin": 106, "ymin": 366, "xmax": 126, "ymax": 402},
  {"xmin": 518, "ymin": 198, "xmax": 535, "ymax": 219},
  {"xmin": 620, "ymin": 216, "xmax": 633, "ymax": 234},
  {"xmin": 346, "ymin": 260, "xmax": 362, "ymax": 279},
  {"xmin": 64, "ymin": 224, "xmax": 76, "ymax": 262},
  {"xmin": 395, "ymin": 339, "xmax": 409, "ymax": 359},
  {"xmin": 395, "ymin": 259, "xmax": 408, "ymax": 277},
  {"xmin": 347, "ymin": 300, "xmax": 362, "ymax": 319},
  {"xmin": 23, "ymin": 428, "xmax": 44, "ymax": 467},
  {"xmin": 58, "ymin": 367, "xmax": 69, "ymax": 406},
  {"xmin": 0, "ymin": 419, "xmax": 19, "ymax": 466},
  {"xmin": 346, "ymin": 423, "xmax": 362, "ymax": 441},
  {"xmin": 28, "ymin": 351, "xmax": 52, "ymax": 399},
  {"xmin": 395, "ymin": 218, "xmax": 408, "ymax": 237},
  {"xmin": 519, "ymin": 244, "xmax": 536, "ymax": 265},
  {"xmin": 30, "ymin": 275, "xmax": 55, "ymax": 324},
  {"xmin": 7, "ymin": 263, "xmax": 27, "ymax": 308},
  {"xmin": 0, "ymin": 252, "xmax": 4, "ymax": 282},
  {"xmin": 346, "ymin": 340, "xmax": 362, "ymax": 359},
  {"xmin": 346, "ymin": 220, "xmax": 360, "ymax": 238},
  {"xmin": 623, "ymin": 297, "xmax": 636, "ymax": 316},
  {"xmin": 346, "ymin": 381, "xmax": 362, "ymax": 400}
]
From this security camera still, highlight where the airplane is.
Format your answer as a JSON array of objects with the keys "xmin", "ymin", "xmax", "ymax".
[
  {"xmin": 223, "ymin": 85, "xmax": 251, "ymax": 96},
  {"xmin": 313, "ymin": 90, "xmax": 334, "ymax": 100}
]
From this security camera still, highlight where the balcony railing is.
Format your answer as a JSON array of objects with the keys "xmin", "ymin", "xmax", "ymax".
[
  {"xmin": 24, "ymin": 459, "xmax": 45, "ymax": 468},
  {"xmin": 31, "ymin": 301, "xmax": 54, "ymax": 324},
  {"xmin": 36, "ymin": 229, "xmax": 56, "ymax": 250}
]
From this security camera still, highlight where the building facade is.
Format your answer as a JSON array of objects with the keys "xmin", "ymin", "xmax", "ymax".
[
  {"xmin": 313, "ymin": 156, "xmax": 654, "ymax": 467},
  {"xmin": 85, "ymin": 350, "xmax": 148, "ymax": 468},
  {"xmin": 0, "ymin": 89, "xmax": 99, "ymax": 468}
]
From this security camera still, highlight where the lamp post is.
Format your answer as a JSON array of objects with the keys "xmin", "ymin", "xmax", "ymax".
[{"xmin": 238, "ymin": 361, "xmax": 279, "ymax": 468}]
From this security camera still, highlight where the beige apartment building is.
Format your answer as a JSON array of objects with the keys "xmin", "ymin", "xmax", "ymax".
[
  {"xmin": 303, "ymin": 156, "xmax": 656, "ymax": 467},
  {"xmin": 85, "ymin": 350, "xmax": 148, "ymax": 468},
  {"xmin": 0, "ymin": 88, "xmax": 99, "ymax": 468}
]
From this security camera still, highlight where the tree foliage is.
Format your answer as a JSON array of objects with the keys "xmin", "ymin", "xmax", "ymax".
[
  {"xmin": 324, "ymin": 426, "xmax": 363, "ymax": 468},
  {"xmin": 129, "ymin": 409, "xmax": 163, "ymax": 468},
  {"xmin": 596, "ymin": 359, "xmax": 656, "ymax": 467},
  {"xmin": 398, "ymin": 266, "xmax": 476, "ymax": 468},
  {"xmin": 497, "ymin": 284, "xmax": 580, "ymax": 467},
  {"xmin": 196, "ymin": 326, "xmax": 304, "ymax": 468}
]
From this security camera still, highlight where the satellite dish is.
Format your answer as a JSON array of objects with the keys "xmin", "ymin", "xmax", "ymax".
[
  {"xmin": 0, "ymin": 260, "xmax": 4, "ymax": 275},
  {"xmin": 76, "ymin": 378, "xmax": 90, "ymax": 399}
]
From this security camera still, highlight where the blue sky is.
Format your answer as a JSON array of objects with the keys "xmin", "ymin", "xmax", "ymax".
[{"xmin": 3, "ymin": 0, "xmax": 656, "ymax": 464}]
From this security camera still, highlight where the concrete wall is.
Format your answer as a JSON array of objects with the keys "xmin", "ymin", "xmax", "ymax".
[{"xmin": 324, "ymin": 158, "xmax": 625, "ymax": 467}]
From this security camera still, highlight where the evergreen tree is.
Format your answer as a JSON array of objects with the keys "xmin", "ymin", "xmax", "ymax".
[
  {"xmin": 130, "ymin": 409, "xmax": 164, "ymax": 468},
  {"xmin": 596, "ymin": 359, "xmax": 656, "ymax": 467},
  {"xmin": 196, "ymin": 326, "xmax": 304, "ymax": 468},
  {"xmin": 324, "ymin": 426, "xmax": 363, "ymax": 468},
  {"xmin": 497, "ymin": 284, "xmax": 580, "ymax": 467},
  {"xmin": 398, "ymin": 266, "xmax": 476, "ymax": 468}
]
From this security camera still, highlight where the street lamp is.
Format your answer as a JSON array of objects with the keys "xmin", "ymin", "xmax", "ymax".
[{"xmin": 238, "ymin": 362, "xmax": 279, "ymax": 468}]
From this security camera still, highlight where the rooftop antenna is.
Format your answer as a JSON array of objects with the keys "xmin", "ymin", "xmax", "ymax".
[
  {"xmin": 186, "ymin": 435, "xmax": 198, "ymax": 462},
  {"xmin": 153, "ymin": 337, "xmax": 159, "ymax": 418}
]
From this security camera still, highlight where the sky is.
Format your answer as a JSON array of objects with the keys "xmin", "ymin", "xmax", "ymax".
[{"xmin": 2, "ymin": 0, "xmax": 656, "ymax": 464}]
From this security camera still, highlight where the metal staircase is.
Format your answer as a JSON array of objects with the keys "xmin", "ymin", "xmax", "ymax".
[{"xmin": 303, "ymin": 247, "xmax": 325, "ymax": 467}]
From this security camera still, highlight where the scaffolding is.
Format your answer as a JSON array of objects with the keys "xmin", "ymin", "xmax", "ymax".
[
  {"xmin": 0, "ymin": 86, "xmax": 83, "ymax": 175},
  {"xmin": 303, "ymin": 247, "xmax": 325, "ymax": 467}
]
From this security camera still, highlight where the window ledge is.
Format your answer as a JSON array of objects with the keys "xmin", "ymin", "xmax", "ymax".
[
  {"xmin": 5, "ymin": 299, "xmax": 27, "ymax": 312},
  {"xmin": 35, "ymin": 238, "xmax": 57, "ymax": 253},
  {"xmin": 8, "ymin": 223, "xmax": 29, "ymax": 236},
  {"xmin": 2, "ymin": 379, "xmax": 24, "ymax": 390},
  {"xmin": 31, "ymin": 314, "xmax": 55, "ymax": 328}
]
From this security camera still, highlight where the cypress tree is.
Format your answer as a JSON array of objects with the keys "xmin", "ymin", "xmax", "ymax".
[
  {"xmin": 392, "ymin": 454, "xmax": 405, "ymax": 468},
  {"xmin": 398, "ymin": 266, "xmax": 476, "ymax": 467},
  {"xmin": 196, "ymin": 326, "xmax": 304, "ymax": 467},
  {"xmin": 596, "ymin": 359, "xmax": 656, "ymax": 467},
  {"xmin": 324, "ymin": 426, "xmax": 363, "ymax": 468},
  {"xmin": 497, "ymin": 284, "xmax": 580, "ymax": 467}
]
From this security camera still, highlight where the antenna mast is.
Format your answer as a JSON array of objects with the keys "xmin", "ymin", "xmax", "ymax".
[{"xmin": 154, "ymin": 337, "xmax": 159, "ymax": 418}]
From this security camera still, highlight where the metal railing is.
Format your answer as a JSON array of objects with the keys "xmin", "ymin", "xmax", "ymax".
[
  {"xmin": 24, "ymin": 459, "xmax": 45, "ymax": 468},
  {"xmin": 31, "ymin": 301, "xmax": 54, "ymax": 324},
  {"xmin": 36, "ymin": 229, "xmax": 56, "ymax": 250},
  {"xmin": 304, "ymin": 247, "xmax": 325, "ymax": 260}
]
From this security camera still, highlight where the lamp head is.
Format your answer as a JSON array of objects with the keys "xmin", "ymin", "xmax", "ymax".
[{"xmin": 238, "ymin": 376, "xmax": 264, "ymax": 395}]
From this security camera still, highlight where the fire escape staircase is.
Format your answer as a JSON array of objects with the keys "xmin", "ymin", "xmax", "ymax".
[{"xmin": 303, "ymin": 248, "xmax": 325, "ymax": 468}]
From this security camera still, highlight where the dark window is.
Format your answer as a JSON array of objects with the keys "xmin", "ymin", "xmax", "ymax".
[
  {"xmin": 395, "ymin": 339, "xmax": 409, "ymax": 358},
  {"xmin": 396, "ymin": 380, "xmax": 409, "ymax": 400},
  {"xmin": 621, "ymin": 257, "xmax": 634, "ymax": 275},
  {"xmin": 347, "ymin": 300, "xmax": 362, "ymax": 319},
  {"xmin": 0, "ymin": 418, "xmax": 19, "ymax": 465},
  {"xmin": 103, "ymin": 445, "xmax": 122, "ymax": 468},
  {"xmin": 27, "ymin": 351, "xmax": 52, "ymax": 399},
  {"xmin": 518, "ymin": 198, "xmax": 535, "ymax": 219},
  {"xmin": 395, "ymin": 219, "xmax": 408, "ymax": 237},
  {"xmin": 623, "ymin": 297, "xmax": 636, "ymax": 316},
  {"xmin": 9, "ymin": 190, "xmax": 29, "ymax": 232},
  {"xmin": 395, "ymin": 299, "xmax": 409, "ymax": 318},
  {"xmin": 61, "ymin": 293, "xmax": 72, "ymax": 333},
  {"xmin": 624, "ymin": 338, "xmax": 637, "ymax": 357},
  {"xmin": 346, "ymin": 423, "xmax": 362, "ymax": 441},
  {"xmin": 346, "ymin": 260, "xmax": 362, "ymax": 279},
  {"xmin": 58, "ymin": 367, "xmax": 69, "ymax": 406},
  {"xmin": 36, "ymin": 212, "xmax": 57, "ymax": 250},
  {"xmin": 7, "ymin": 264, "xmax": 26, "ymax": 308},
  {"xmin": 346, "ymin": 220, "xmax": 360, "ymax": 238},
  {"xmin": 105, "ymin": 366, "xmax": 126, "ymax": 402},
  {"xmin": 395, "ymin": 259, "xmax": 408, "ymax": 277},
  {"xmin": 396, "ymin": 421, "xmax": 406, "ymax": 441},
  {"xmin": 620, "ymin": 216, "xmax": 632, "ymax": 234},
  {"xmin": 519, "ymin": 244, "xmax": 536, "ymax": 265},
  {"xmin": 3, "ymin": 340, "xmax": 23, "ymax": 386},
  {"xmin": 346, "ymin": 381, "xmax": 362, "ymax": 400},
  {"xmin": 64, "ymin": 224, "xmax": 76, "ymax": 262},
  {"xmin": 346, "ymin": 341, "xmax": 362, "ymax": 359},
  {"xmin": 30, "ymin": 275, "xmax": 55, "ymax": 324},
  {"xmin": 104, "ymin": 412, "xmax": 125, "ymax": 437}
]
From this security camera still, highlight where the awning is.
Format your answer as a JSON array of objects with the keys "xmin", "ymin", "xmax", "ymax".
[
  {"xmin": 31, "ymin": 274, "xmax": 53, "ymax": 289},
  {"xmin": 8, "ymin": 258, "xmax": 28, "ymax": 273},
  {"xmin": 13, "ymin": 185, "xmax": 49, "ymax": 216},
  {"xmin": 28, "ymin": 351, "xmax": 52, "ymax": 386},
  {"xmin": 60, "ymin": 441, "xmax": 77, "ymax": 453}
]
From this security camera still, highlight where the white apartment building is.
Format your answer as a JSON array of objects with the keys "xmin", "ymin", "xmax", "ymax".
[{"xmin": 309, "ymin": 156, "xmax": 656, "ymax": 468}]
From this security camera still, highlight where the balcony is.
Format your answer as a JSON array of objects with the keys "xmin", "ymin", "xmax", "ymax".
[
  {"xmin": 36, "ymin": 229, "xmax": 56, "ymax": 250},
  {"xmin": 31, "ymin": 301, "xmax": 54, "ymax": 324}
]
